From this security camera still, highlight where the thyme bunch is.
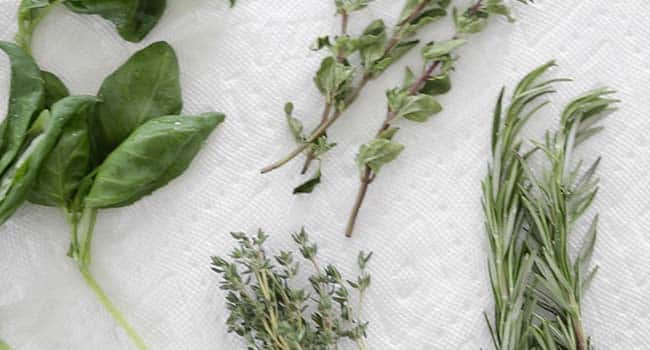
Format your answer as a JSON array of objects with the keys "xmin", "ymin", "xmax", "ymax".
[
  {"xmin": 345, "ymin": 0, "xmax": 530, "ymax": 237},
  {"xmin": 261, "ymin": 0, "xmax": 452, "ymax": 192},
  {"xmin": 483, "ymin": 62, "xmax": 618, "ymax": 350},
  {"xmin": 212, "ymin": 229, "xmax": 372, "ymax": 349}
]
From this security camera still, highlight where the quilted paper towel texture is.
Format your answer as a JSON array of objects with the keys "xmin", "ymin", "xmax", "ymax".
[{"xmin": 0, "ymin": 0, "xmax": 649, "ymax": 349}]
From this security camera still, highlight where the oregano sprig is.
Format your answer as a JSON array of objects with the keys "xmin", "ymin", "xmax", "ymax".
[
  {"xmin": 261, "ymin": 0, "xmax": 452, "ymax": 192},
  {"xmin": 345, "ymin": 0, "xmax": 529, "ymax": 237},
  {"xmin": 212, "ymin": 229, "xmax": 372, "ymax": 349}
]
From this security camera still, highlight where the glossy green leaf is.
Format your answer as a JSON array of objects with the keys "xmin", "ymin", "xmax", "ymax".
[
  {"xmin": 0, "ymin": 41, "xmax": 45, "ymax": 177},
  {"xmin": 41, "ymin": 70, "xmax": 70, "ymax": 108},
  {"xmin": 92, "ymin": 41, "xmax": 182, "ymax": 161},
  {"xmin": 29, "ymin": 96, "xmax": 95, "ymax": 208},
  {"xmin": 15, "ymin": 0, "xmax": 58, "ymax": 53},
  {"xmin": 84, "ymin": 113, "xmax": 224, "ymax": 209},
  {"xmin": 64, "ymin": 0, "xmax": 167, "ymax": 42},
  {"xmin": 356, "ymin": 138, "xmax": 404, "ymax": 174},
  {"xmin": 0, "ymin": 96, "xmax": 99, "ymax": 224}
]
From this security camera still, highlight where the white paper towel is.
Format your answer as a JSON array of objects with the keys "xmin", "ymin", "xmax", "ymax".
[{"xmin": 0, "ymin": 0, "xmax": 649, "ymax": 349}]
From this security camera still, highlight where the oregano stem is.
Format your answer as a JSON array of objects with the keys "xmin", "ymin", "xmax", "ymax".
[
  {"xmin": 71, "ymin": 208, "xmax": 148, "ymax": 350},
  {"xmin": 346, "ymin": 60, "xmax": 441, "ymax": 237},
  {"xmin": 261, "ymin": 1, "xmax": 432, "ymax": 174}
]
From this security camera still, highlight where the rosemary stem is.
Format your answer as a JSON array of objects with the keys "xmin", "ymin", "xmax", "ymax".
[
  {"xmin": 345, "ymin": 60, "xmax": 441, "ymax": 237},
  {"xmin": 71, "ymin": 208, "xmax": 148, "ymax": 350},
  {"xmin": 572, "ymin": 314, "xmax": 587, "ymax": 350}
]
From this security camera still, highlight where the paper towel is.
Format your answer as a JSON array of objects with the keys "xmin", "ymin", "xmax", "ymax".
[{"xmin": 0, "ymin": 0, "xmax": 648, "ymax": 349}]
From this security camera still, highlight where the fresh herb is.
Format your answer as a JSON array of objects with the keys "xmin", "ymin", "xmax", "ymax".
[
  {"xmin": 483, "ymin": 62, "xmax": 558, "ymax": 350},
  {"xmin": 522, "ymin": 88, "xmax": 617, "ymax": 350},
  {"xmin": 345, "ymin": 0, "xmax": 529, "ymax": 237},
  {"xmin": 483, "ymin": 63, "xmax": 617, "ymax": 350},
  {"xmin": 0, "ymin": 42, "xmax": 225, "ymax": 349},
  {"xmin": 212, "ymin": 229, "xmax": 372, "ymax": 349},
  {"xmin": 16, "ymin": 0, "xmax": 166, "ymax": 53},
  {"xmin": 261, "ymin": 0, "xmax": 451, "ymax": 193}
]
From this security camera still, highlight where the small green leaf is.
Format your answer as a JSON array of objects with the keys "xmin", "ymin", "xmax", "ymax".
[
  {"xmin": 422, "ymin": 39, "xmax": 466, "ymax": 61},
  {"xmin": 356, "ymin": 138, "xmax": 404, "ymax": 174},
  {"xmin": 371, "ymin": 40, "xmax": 419, "ymax": 75},
  {"xmin": 85, "ymin": 113, "xmax": 224, "ymax": 209},
  {"xmin": 395, "ymin": 94, "xmax": 443, "ymax": 122},
  {"xmin": 358, "ymin": 19, "xmax": 387, "ymax": 70},
  {"xmin": 378, "ymin": 127, "xmax": 400, "ymax": 140},
  {"xmin": 284, "ymin": 102, "xmax": 304, "ymax": 143},
  {"xmin": 314, "ymin": 57, "xmax": 354, "ymax": 108},
  {"xmin": 293, "ymin": 168, "xmax": 321, "ymax": 194},
  {"xmin": 420, "ymin": 74, "xmax": 451, "ymax": 95},
  {"xmin": 335, "ymin": 0, "xmax": 372, "ymax": 14}
]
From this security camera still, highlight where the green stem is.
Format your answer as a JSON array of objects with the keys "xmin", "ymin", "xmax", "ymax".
[
  {"xmin": 79, "ymin": 267, "xmax": 148, "ymax": 350},
  {"xmin": 70, "ymin": 208, "xmax": 148, "ymax": 350}
]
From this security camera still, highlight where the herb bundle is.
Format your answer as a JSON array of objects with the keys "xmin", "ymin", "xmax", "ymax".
[
  {"xmin": 345, "ymin": 0, "xmax": 530, "ymax": 237},
  {"xmin": 212, "ymin": 229, "xmax": 372, "ymax": 349},
  {"xmin": 0, "ymin": 41, "xmax": 224, "ymax": 349},
  {"xmin": 16, "ymin": 0, "xmax": 167, "ymax": 53},
  {"xmin": 262, "ymin": 0, "xmax": 453, "ymax": 192},
  {"xmin": 483, "ymin": 63, "xmax": 617, "ymax": 349}
]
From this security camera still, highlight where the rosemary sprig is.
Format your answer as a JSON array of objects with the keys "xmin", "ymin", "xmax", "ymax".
[
  {"xmin": 483, "ymin": 62, "xmax": 618, "ymax": 350},
  {"xmin": 261, "ymin": 0, "xmax": 451, "ymax": 187},
  {"xmin": 212, "ymin": 229, "xmax": 372, "ymax": 349},
  {"xmin": 522, "ymin": 89, "xmax": 618, "ymax": 350},
  {"xmin": 483, "ymin": 61, "xmax": 559, "ymax": 350},
  {"xmin": 345, "ymin": 0, "xmax": 529, "ymax": 237}
]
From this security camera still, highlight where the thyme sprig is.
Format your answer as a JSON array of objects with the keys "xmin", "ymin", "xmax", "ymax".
[
  {"xmin": 345, "ymin": 0, "xmax": 529, "ymax": 237},
  {"xmin": 261, "ymin": 0, "xmax": 452, "ymax": 191},
  {"xmin": 212, "ymin": 229, "xmax": 372, "ymax": 349},
  {"xmin": 483, "ymin": 62, "xmax": 618, "ymax": 350}
]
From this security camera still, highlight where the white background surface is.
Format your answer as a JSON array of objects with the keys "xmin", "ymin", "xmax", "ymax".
[{"xmin": 1, "ymin": 0, "xmax": 649, "ymax": 349}]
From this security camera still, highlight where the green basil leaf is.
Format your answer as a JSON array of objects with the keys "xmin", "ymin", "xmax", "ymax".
[
  {"xmin": 356, "ymin": 138, "xmax": 404, "ymax": 174},
  {"xmin": 41, "ymin": 70, "xmax": 70, "ymax": 108},
  {"xmin": 0, "ymin": 41, "xmax": 45, "ymax": 177},
  {"xmin": 29, "ymin": 96, "xmax": 95, "ymax": 208},
  {"xmin": 64, "ymin": 0, "xmax": 167, "ymax": 42},
  {"xmin": 293, "ymin": 167, "xmax": 321, "ymax": 195},
  {"xmin": 396, "ymin": 94, "xmax": 442, "ymax": 122},
  {"xmin": 0, "ymin": 96, "xmax": 99, "ymax": 224},
  {"xmin": 84, "ymin": 113, "xmax": 224, "ymax": 209},
  {"xmin": 16, "ymin": 0, "xmax": 58, "ymax": 53},
  {"xmin": 92, "ymin": 41, "xmax": 182, "ymax": 161}
]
